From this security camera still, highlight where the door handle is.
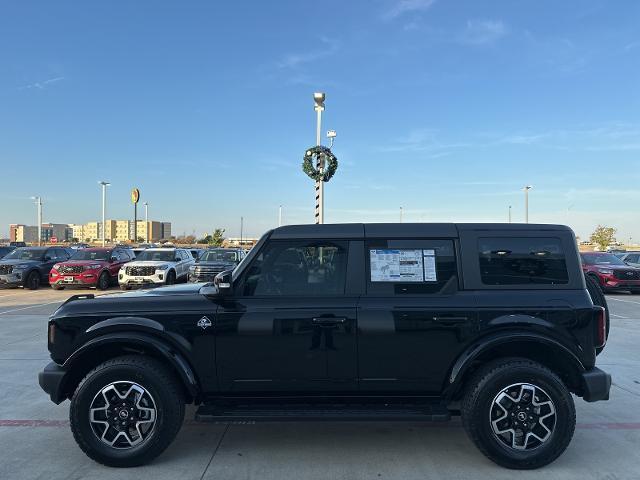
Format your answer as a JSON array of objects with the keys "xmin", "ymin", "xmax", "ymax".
[
  {"xmin": 312, "ymin": 317, "xmax": 347, "ymax": 325},
  {"xmin": 432, "ymin": 316, "xmax": 468, "ymax": 324}
]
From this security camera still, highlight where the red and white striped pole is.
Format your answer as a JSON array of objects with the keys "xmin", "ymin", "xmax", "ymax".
[{"xmin": 313, "ymin": 92, "xmax": 325, "ymax": 224}]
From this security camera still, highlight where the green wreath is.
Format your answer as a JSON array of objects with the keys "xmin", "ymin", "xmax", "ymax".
[{"xmin": 302, "ymin": 146, "xmax": 338, "ymax": 182}]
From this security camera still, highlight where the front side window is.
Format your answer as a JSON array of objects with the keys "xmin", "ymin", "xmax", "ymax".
[
  {"xmin": 479, "ymin": 237, "xmax": 568, "ymax": 285},
  {"xmin": 241, "ymin": 241, "xmax": 348, "ymax": 296}
]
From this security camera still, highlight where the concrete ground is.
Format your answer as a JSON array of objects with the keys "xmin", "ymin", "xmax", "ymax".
[{"xmin": 0, "ymin": 286, "xmax": 638, "ymax": 480}]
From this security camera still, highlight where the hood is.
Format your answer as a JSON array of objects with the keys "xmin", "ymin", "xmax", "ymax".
[
  {"xmin": 0, "ymin": 259, "xmax": 41, "ymax": 267},
  {"xmin": 593, "ymin": 264, "xmax": 640, "ymax": 271},
  {"xmin": 195, "ymin": 260, "xmax": 235, "ymax": 267},
  {"xmin": 124, "ymin": 260, "xmax": 175, "ymax": 268},
  {"xmin": 58, "ymin": 259, "xmax": 108, "ymax": 267}
]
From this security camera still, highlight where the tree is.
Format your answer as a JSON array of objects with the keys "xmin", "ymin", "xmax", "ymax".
[
  {"xmin": 210, "ymin": 228, "xmax": 225, "ymax": 247},
  {"xmin": 590, "ymin": 225, "xmax": 616, "ymax": 251}
]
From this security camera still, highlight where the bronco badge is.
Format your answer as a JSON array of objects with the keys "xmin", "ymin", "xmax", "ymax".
[{"xmin": 197, "ymin": 316, "xmax": 212, "ymax": 329}]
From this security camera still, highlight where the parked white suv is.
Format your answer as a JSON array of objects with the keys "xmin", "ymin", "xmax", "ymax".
[{"xmin": 118, "ymin": 248, "xmax": 194, "ymax": 289}]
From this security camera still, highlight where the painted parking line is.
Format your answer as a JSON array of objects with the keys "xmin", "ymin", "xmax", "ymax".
[
  {"xmin": 611, "ymin": 313, "xmax": 630, "ymax": 319},
  {"xmin": 0, "ymin": 300, "xmax": 63, "ymax": 316},
  {"xmin": 607, "ymin": 297, "xmax": 640, "ymax": 306},
  {"xmin": 1, "ymin": 419, "xmax": 640, "ymax": 429}
]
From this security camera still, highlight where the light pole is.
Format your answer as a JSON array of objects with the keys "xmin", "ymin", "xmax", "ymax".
[
  {"xmin": 240, "ymin": 216, "xmax": 244, "ymax": 248},
  {"xmin": 523, "ymin": 186, "xmax": 532, "ymax": 223},
  {"xmin": 143, "ymin": 202, "xmax": 149, "ymax": 243},
  {"xmin": 508, "ymin": 205, "xmax": 512, "ymax": 223},
  {"xmin": 400, "ymin": 206, "xmax": 403, "ymax": 223},
  {"xmin": 30, "ymin": 196, "xmax": 43, "ymax": 246},
  {"xmin": 278, "ymin": 205, "xmax": 283, "ymax": 227},
  {"xmin": 313, "ymin": 92, "xmax": 325, "ymax": 224},
  {"xmin": 99, "ymin": 181, "xmax": 110, "ymax": 247}
]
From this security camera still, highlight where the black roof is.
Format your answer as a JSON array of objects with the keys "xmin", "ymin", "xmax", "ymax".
[{"xmin": 269, "ymin": 223, "xmax": 573, "ymax": 239}]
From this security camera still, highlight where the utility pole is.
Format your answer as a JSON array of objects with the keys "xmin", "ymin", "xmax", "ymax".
[
  {"xmin": 144, "ymin": 202, "xmax": 149, "ymax": 243},
  {"xmin": 278, "ymin": 205, "xmax": 283, "ymax": 227},
  {"xmin": 99, "ymin": 181, "xmax": 110, "ymax": 247},
  {"xmin": 524, "ymin": 186, "xmax": 532, "ymax": 224},
  {"xmin": 508, "ymin": 205, "xmax": 512, "ymax": 223},
  {"xmin": 240, "ymin": 216, "xmax": 244, "ymax": 248},
  {"xmin": 400, "ymin": 206, "xmax": 403, "ymax": 223},
  {"xmin": 313, "ymin": 92, "xmax": 325, "ymax": 224},
  {"xmin": 31, "ymin": 197, "xmax": 43, "ymax": 246}
]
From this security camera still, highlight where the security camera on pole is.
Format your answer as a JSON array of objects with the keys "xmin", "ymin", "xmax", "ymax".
[{"xmin": 302, "ymin": 92, "xmax": 338, "ymax": 224}]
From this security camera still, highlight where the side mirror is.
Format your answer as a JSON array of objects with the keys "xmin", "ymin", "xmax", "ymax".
[
  {"xmin": 110, "ymin": 256, "xmax": 117, "ymax": 263},
  {"xmin": 214, "ymin": 270, "xmax": 233, "ymax": 296},
  {"xmin": 44, "ymin": 256, "xmax": 53, "ymax": 262}
]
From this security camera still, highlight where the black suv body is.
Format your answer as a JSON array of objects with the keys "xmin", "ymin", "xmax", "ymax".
[
  {"xmin": 39, "ymin": 224, "xmax": 610, "ymax": 469},
  {"xmin": 0, "ymin": 246, "xmax": 72, "ymax": 289}
]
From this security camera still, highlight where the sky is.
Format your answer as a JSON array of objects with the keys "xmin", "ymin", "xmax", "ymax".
[{"xmin": 1, "ymin": 0, "xmax": 639, "ymax": 242}]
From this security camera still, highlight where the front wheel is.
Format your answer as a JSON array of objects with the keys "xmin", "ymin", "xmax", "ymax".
[
  {"xmin": 165, "ymin": 270, "xmax": 176, "ymax": 285},
  {"xmin": 461, "ymin": 358, "xmax": 575, "ymax": 469},
  {"xmin": 70, "ymin": 355, "xmax": 185, "ymax": 467},
  {"xmin": 25, "ymin": 271, "xmax": 40, "ymax": 290}
]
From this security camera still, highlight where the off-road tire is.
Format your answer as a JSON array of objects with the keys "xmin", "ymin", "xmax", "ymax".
[
  {"xmin": 461, "ymin": 358, "xmax": 575, "ymax": 470},
  {"xmin": 25, "ymin": 271, "xmax": 40, "ymax": 290},
  {"xmin": 69, "ymin": 355, "xmax": 185, "ymax": 467},
  {"xmin": 97, "ymin": 271, "xmax": 110, "ymax": 290}
]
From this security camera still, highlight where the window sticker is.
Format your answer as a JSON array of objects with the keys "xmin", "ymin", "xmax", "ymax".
[
  {"xmin": 370, "ymin": 249, "xmax": 429, "ymax": 282},
  {"xmin": 423, "ymin": 249, "xmax": 437, "ymax": 281}
]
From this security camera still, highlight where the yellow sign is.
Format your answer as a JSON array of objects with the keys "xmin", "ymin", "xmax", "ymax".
[{"xmin": 131, "ymin": 188, "xmax": 140, "ymax": 204}]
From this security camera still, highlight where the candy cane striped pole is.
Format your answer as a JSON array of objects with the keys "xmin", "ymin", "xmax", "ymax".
[{"xmin": 313, "ymin": 93, "xmax": 325, "ymax": 224}]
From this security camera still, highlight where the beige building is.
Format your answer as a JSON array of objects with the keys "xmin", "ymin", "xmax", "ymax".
[{"xmin": 12, "ymin": 225, "xmax": 39, "ymax": 243}]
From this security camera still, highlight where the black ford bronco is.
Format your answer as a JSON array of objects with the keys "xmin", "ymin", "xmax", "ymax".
[{"xmin": 39, "ymin": 223, "xmax": 611, "ymax": 469}]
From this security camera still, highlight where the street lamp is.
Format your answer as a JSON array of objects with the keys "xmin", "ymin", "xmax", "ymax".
[
  {"xmin": 523, "ymin": 186, "xmax": 532, "ymax": 223},
  {"xmin": 30, "ymin": 196, "xmax": 43, "ymax": 246},
  {"xmin": 99, "ymin": 181, "xmax": 110, "ymax": 247},
  {"xmin": 508, "ymin": 205, "xmax": 512, "ymax": 223},
  {"xmin": 278, "ymin": 205, "xmax": 283, "ymax": 227},
  {"xmin": 143, "ymin": 202, "xmax": 149, "ymax": 243}
]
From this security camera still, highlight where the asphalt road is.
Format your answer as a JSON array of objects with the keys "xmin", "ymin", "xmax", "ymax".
[{"xmin": 0, "ymin": 287, "xmax": 638, "ymax": 480}]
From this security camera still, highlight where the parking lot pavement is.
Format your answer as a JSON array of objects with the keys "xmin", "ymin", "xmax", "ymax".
[{"xmin": 0, "ymin": 288, "xmax": 639, "ymax": 480}]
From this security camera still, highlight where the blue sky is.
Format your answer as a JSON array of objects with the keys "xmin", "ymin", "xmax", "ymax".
[{"xmin": 1, "ymin": 0, "xmax": 639, "ymax": 242}]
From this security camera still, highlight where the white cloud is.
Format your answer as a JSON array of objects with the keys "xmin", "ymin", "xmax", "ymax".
[
  {"xmin": 460, "ymin": 19, "xmax": 508, "ymax": 45},
  {"xmin": 381, "ymin": 0, "xmax": 436, "ymax": 21},
  {"xmin": 277, "ymin": 37, "xmax": 339, "ymax": 69},
  {"xmin": 19, "ymin": 76, "xmax": 64, "ymax": 90}
]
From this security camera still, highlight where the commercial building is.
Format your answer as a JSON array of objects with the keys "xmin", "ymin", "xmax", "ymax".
[{"xmin": 9, "ymin": 223, "xmax": 72, "ymax": 243}]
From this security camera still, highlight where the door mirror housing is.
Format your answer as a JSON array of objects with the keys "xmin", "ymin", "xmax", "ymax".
[
  {"xmin": 44, "ymin": 256, "xmax": 53, "ymax": 262},
  {"xmin": 214, "ymin": 270, "xmax": 233, "ymax": 295},
  {"xmin": 110, "ymin": 256, "xmax": 117, "ymax": 263}
]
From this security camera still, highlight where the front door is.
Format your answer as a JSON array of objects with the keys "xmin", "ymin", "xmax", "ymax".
[{"xmin": 215, "ymin": 239, "xmax": 358, "ymax": 393}]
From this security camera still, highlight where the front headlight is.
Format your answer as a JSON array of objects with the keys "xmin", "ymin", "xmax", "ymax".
[
  {"xmin": 52, "ymin": 264, "xmax": 61, "ymax": 270},
  {"xmin": 597, "ymin": 268, "xmax": 614, "ymax": 275},
  {"xmin": 156, "ymin": 264, "xmax": 169, "ymax": 270}
]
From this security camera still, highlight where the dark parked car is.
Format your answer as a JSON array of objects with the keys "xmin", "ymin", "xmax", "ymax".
[
  {"xmin": 10, "ymin": 241, "xmax": 26, "ymax": 247},
  {"xmin": 0, "ymin": 245, "xmax": 15, "ymax": 259},
  {"xmin": 188, "ymin": 248, "xmax": 243, "ymax": 282},
  {"xmin": 39, "ymin": 224, "xmax": 610, "ymax": 469},
  {"xmin": 49, "ymin": 247, "xmax": 135, "ymax": 290},
  {"xmin": 580, "ymin": 251, "xmax": 640, "ymax": 293},
  {"xmin": 620, "ymin": 251, "xmax": 640, "ymax": 268},
  {"xmin": 0, "ymin": 246, "xmax": 72, "ymax": 289}
]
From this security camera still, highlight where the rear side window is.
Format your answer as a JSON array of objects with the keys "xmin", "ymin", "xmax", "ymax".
[
  {"xmin": 366, "ymin": 239, "xmax": 457, "ymax": 295},
  {"xmin": 478, "ymin": 237, "xmax": 568, "ymax": 285}
]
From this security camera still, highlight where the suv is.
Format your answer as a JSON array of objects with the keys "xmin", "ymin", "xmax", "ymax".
[
  {"xmin": 188, "ymin": 247, "xmax": 243, "ymax": 282},
  {"xmin": 0, "ymin": 246, "xmax": 72, "ymax": 289},
  {"xmin": 620, "ymin": 251, "xmax": 640, "ymax": 268},
  {"xmin": 118, "ymin": 247, "xmax": 194, "ymax": 289},
  {"xmin": 580, "ymin": 251, "xmax": 640, "ymax": 293},
  {"xmin": 50, "ymin": 247, "xmax": 135, "ymax": 290},
  {"xmin": 39, "ymin": 224, "xmax": 610, "ymax": 469}
]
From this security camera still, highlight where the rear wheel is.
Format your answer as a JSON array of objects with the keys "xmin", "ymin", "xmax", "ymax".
[
  {"xmin": 25, "ymin": 271, "xmax": 40, "ymax": 290},
  {"xmin": 461, "ymin": 358, "xmax": 575, "ymax": 469},
  {"xmin": 97, "ymin": 271, "xmax": 111, "ymax": 290},
  {"xmin": 69, "ymin": 356, "xmax": 185, "ymax": 467}
]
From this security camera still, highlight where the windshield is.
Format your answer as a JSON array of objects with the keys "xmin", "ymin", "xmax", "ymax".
[
  {"xmin": 70, "ymin": 250, "xmax": 111, "ymax": 261},
  {"xmin": 200, "ymin": 249, "xmax": 238, "ymax": 263},
  {"xmin": 581, "ymin": 253, "xmax": 626, "ymax": 266},
  {"xmin": 135, "ymin": 250, "xmax": 175, "ymax": 262},
  {"xmin": 3, "ymin": 248, "xmax": 46, "ymax": 261}
]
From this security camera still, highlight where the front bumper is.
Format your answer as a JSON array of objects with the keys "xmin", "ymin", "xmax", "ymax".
[
  {"xmin": 581, "ymin": 367, "xmax": 611, "ymax": 402},
  {"xmin": 0, "ymin": 273, "xmax": 23, "ymax": 287},
  {"xmin": 598, "ymin": 276, "xmax": 640, "ymax": 290},
  {"xmin": 38, "ymin": 362, "xmax": 68, "ymax": 404},
  {"xmin": 50, "ymin": 272, "xmax": 98, "ymax": 288},
  {"xmin": 119, "ymin": 272, "xmax": 166, "ymax": 287}
]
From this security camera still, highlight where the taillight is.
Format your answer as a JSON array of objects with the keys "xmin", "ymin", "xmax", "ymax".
[
  {"xmin": 595, "ymin": 306, "xmax": 606, "ymax": 348},
  {"xmin": 48, "ymin": 323, "xmax": 56, "ymax": 345}
]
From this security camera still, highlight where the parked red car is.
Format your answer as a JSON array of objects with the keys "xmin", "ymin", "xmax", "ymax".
[
  {"xmin": 580, "ymin": 252, "xmax": 640, "ymax": 293},
  {"xmin": 50, "ymin": 247, "xmax": 134, "ymax": 290}
]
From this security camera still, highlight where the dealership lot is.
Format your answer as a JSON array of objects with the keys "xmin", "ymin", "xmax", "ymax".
[{"xmin": 0, "ymin": 288, "xmax": 638, "ymax": 480}]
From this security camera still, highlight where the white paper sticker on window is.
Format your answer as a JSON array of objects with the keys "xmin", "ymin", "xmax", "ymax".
[
  {"xmin": 423, "ymin": 249, "xmax": 437, "ymax": 281},
  {"xmin": 370, "ymin": 249, "xmax": 425, "ymax": 282}
]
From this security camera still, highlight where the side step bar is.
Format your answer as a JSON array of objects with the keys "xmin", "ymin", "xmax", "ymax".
[{"xmin": 195, "ymin": 404, "xmax": 451, "ymax": 422}]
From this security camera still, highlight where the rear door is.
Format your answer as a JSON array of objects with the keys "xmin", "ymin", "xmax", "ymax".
[
  {"xmin": 357, "ymin": 236, "xmax": 478, "ymax": 393},
  {"xmin": 214, "ymin": 239, "xmax": 359, "ymax": 392}
]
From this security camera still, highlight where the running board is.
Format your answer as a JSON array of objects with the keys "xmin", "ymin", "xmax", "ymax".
[{"xmin": 195, "ymin": 403, "xmax": 451, "ymax": 422}]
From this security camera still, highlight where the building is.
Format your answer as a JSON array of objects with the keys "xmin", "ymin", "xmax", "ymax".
[
  {"xmin": 69, "ymin": 224, "xmax": 85, "ymax": 242},
  {"xmin": 12, "ymin": 225, "xmax": 39, "ymax": 243},
  {"xmin": 223, "ymin": 237, "xmax": 259, "ymax": 249}
]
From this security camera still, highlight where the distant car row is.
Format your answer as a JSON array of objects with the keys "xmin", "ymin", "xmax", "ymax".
[
  {"xmin": 0, "ymin": 246, "xmax": 245, "ymax": 290},
  {"xmin": 580, "ymin": 251, "xmax": 640, "ymax": 293}
]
